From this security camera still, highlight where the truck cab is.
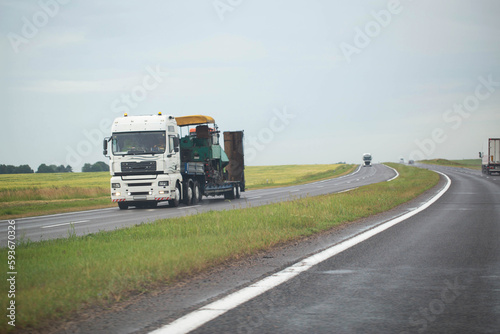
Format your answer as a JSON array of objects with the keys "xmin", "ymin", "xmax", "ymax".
[
  {"xmin": 104, "ymin": 113, "xmax": 183, "ymax": 209},
  {"xmin": 363, "ymin": 153, "xmax": 372, "ymax": 167}
]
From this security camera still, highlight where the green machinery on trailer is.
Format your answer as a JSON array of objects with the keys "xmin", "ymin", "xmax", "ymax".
[{"xmin": 176, "ymin": 115, "xmax": 245, "ymax": 200}]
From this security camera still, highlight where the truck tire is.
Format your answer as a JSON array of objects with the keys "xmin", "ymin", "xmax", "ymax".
[
  {"xmin": 196, "ymin": 181, "xmax": 203, "ymax": 203},
  {"xmin": 235, "ymin": 185, "xmax": 240, "ymax": 199},
  {"xmin": 183, "ymin": 180, "xmax": 193, "ymax": 205},
  {"xmin": 169, "ymin": 183, "xmax": 181, "ymax": 207},
  {"xmin": 224, "ymin": 186, "xmax": 235, "ymax": 200},
  {"xmin": 192, "ymin": 181, "xmax": 200, "ymax": 205},
  {"xmin": 118, "ymin": 202, "xmax": 128, "ymax": 210}
]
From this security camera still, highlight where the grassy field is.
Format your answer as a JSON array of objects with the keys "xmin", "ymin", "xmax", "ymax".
[
  {"xmin": 418, "ymin": 158, "xmax": 481, "ymax": 170},
  {"xmin": 0, "ymin": 163, "xmax": 439, "ymax": 331},
  {"xmin": 0, "ymin": 164, "xmax": 355, "ymax": 220},
  {"xmin": 0, "ymin": 172, "xmax": 112, "ymax": 219}
]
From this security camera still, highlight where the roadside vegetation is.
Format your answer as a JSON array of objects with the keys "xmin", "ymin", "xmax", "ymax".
[
  {"xmin": 0, "ymin": 163, "xmax": 439, "ymax": 331},
  {"xmin": 0, "ymin": 164, "xmax": 355, "ymax": 220},
  {"xmin": 418, "ymin": 158, "xmax": 481, "ymax": 170}
]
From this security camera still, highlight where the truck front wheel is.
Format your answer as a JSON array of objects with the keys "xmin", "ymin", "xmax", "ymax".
[
  {"xmin": 118, "ymin": 202, "xmax": 128, "ymax": 210},
  {"xmin": 169, "ymin": 183, "xmax": 181, "ymax": 207}
]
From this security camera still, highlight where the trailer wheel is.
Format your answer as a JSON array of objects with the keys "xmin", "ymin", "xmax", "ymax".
[
  {"xmin": 196, "ymin": 181, "xmax": 203, "ymax": 203},
  {"xmin": 235, "ymin": 185, "xmax": 240, "ymax": 199},
  {"xmin": 192, "ymin": 181, "xmax": 200, "ymax": 205},
  {"xmin": 118, "ymin": 202, "xmax": 128, "ymax": 210},
  {"xmin": 169, "ymin": 183, "xmax": 181, "ymax": 207},
  {"xmin": 183, "ymin": 180, "xmax": 193, "ymax": 205},
  {"xmin": 224, "ymin": 186, "xmax": 235, "ymax": 200}
]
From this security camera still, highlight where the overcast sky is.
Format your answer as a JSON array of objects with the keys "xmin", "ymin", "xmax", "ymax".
[{"xmin": 1, "ymin": 0, "xmax": 499, "ymax": 171}]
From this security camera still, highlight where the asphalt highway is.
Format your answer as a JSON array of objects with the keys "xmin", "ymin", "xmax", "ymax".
[
  {"xmin": 179, "ymin": 164, "xmax": 500, "ymax": 334},
  {"xmin": 0, "ymin": 164, "xmax": 394, "ymax": 245}
]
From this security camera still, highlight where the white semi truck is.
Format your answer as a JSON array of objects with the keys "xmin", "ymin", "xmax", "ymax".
[
  {"xmin": 363, "ymin": 153, "xmax": 372, "ymax": 167},
  {"xmin": 103, "ymin": 113, "xmax": 245, "ymax": 209},
  {"xmin": 480, "ymin": 138, "xmax": 500, "ymax": 175}
]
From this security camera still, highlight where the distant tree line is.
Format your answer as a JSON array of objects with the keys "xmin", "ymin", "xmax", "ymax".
[
  {"xmin": 82, "ymin": 161, "xmax": 109, "ymax": 172},
  {"xmin": 0, "ymin": 161, "xmax": 109, "ymax": 174},
  {"xmin": 0, "ymin": 164, "xmax": 34, "ymax": 174},
  {"xmin": 36, "ymin": 164, "xmax": 73, "ymax": 173}
]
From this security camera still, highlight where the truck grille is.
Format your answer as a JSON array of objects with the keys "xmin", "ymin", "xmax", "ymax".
[
  {"xmin": 121, "ymin": 161, "xmax": 156, "ymax": 174},
  {"xmin": 128, "ymin": 183, "xmax": 152, "ymax": 187}
]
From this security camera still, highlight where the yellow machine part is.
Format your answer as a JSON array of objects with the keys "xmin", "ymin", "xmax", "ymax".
[{"xmin": 175, "ymin": 115, "xmax": 215, "ymax": 127}]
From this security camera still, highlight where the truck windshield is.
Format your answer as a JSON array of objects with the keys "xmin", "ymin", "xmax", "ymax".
[{"xmin": 112, "ymin": 131, "xmax": 166, "ymax": 155}]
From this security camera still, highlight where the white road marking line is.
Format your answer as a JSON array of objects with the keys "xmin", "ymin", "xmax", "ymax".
[
  {"xmin": 41, "ymin": 220, "xmax": 89, "ymax": 229},
  {"xmin": 177, "ymin": 205, "xmax": 201, "ymax": 210},
  {"xmin": 247, "ymin": 196, "xmax": 262, "ymax": 199},
  {"xmin": 149, "ymin": 172, "xmax": 451, "ymax": 334},
  {"xmin": 385, "ymin": 164, "xmax": 400, "ymax": 182},
  {"xmin": 15, "ymin": 207, "xmax": 116, "ymax": 222}
]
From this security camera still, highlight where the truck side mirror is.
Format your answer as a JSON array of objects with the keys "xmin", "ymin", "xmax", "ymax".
[
  {"xmin": 173, "ymin": 137, "xmax": 180, "ymax": 152},
  {"xmin": 479, "ymin": 152, "xmax": 482, "ymax": 158},
  {"xmin": 103, "ymin": 138, "xmax": 109, "ymax": 156}
]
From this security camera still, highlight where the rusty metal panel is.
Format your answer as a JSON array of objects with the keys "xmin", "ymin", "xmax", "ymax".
[{"xmin": 223, "ymin": 131, "xmax": 245, "ymax": 183}]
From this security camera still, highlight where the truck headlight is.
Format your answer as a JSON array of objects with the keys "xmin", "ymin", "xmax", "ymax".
[
  {"xmin": 112, "ymin": 192, "xmax": 121, "ymax": 196},
  {"xmin": 112, "ymin": 183, "xmax": 121, "ymax": 188},
  {"xmin": 158, "ymin": 181, "xmax": 169, "ymax": 187}
]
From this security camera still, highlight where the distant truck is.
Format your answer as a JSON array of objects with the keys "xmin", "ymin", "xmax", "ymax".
[
  {"xmin": 479, "ymin": 138, "xmax": 500, "ymax": 175},
  {"xmin": 103, "ymin": 113, "xmax": 245, "ymax": 209},
  {"xmin": 363, "ymin": 153, "xmax": 372, "ymax": 167}
]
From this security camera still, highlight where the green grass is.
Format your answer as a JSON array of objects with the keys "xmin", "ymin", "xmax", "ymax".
[
  {"xmin": 418, "ymin": 158, "xmax": 481, "ymax": 170},
  {"xmin": 0, "ymin": 163, "xmax": 439, "ymax": 332},
  {"xmin": 0, "ymin": 172, "xmax": 110, "ymax": 193},
  {"xmin": 0, "ymin": 172, "xmax": 112, "ymax": 220},
  {"xmin": 0, "ymin": 165, "xmax": 354, "ymax": 220}
]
